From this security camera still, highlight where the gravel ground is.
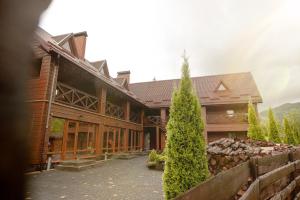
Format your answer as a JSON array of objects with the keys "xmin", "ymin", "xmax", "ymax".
[{"xmin": 26, "ymin": 156, "xmax": 164, "ymax": 200}]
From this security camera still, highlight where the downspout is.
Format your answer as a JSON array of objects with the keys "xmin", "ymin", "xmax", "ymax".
[{"xmin": 39, "ymin": 54, "xmax": 60, "ymax": 170}]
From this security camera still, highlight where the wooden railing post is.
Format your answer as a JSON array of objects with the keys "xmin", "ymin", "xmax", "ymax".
[{"xmin": 250, "ymin": 157, "xmax": 258, "ymax": 179}]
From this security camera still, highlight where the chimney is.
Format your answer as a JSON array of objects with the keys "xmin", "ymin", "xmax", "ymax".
[
  {"xmin": 117, "ymin": 71, "xmax": 131, "ymax": 83},
  {"xmin": 72, "ymin": 31, "xmax": 88, "ymax": 59}
]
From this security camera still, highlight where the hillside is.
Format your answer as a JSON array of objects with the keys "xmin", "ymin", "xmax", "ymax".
[{"xmin": 260, "ymin": 102, "xmax": 300, "ymax": 122}]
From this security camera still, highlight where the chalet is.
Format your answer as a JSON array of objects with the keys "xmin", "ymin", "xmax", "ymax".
[{"xmin": 27, "ymin": 28, "xmax": 262, "ymax": 166}]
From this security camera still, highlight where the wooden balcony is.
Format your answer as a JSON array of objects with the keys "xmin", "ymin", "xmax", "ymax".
[
  {"xmin": 55, "ymin": 82, "xmax": 99, "ymax": 112},
  {"xmin": 105, "ymin": 101, "xmax": 124, "ymax": 119},
  {"xmin": 130, "ymin": 111, "xmax": 141, "ymax": 124},
  {"xmin": 206, "ymin": 113, "xmax": 248, "ymax": 124},
  {"xmin": 144, "ymin": 115, "xmax": 161, "ymax": 126}
]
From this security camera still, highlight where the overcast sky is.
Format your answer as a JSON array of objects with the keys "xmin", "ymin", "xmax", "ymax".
[{"xmin": 39, "ymin": 0, "xmax": 300, "ymax": 111}]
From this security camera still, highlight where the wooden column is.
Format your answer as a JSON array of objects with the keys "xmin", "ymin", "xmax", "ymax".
[
  {"xmin": 124, "ymin": 101, "xmax": 130, "ymax": 121},
  {"xmin": 160, "ymin": 108, "xmax": 167, "ymax": 127},
  {"xmin": 201, "ymin": 106, "xmax": 208, "ymax": 143},
  {"xmin": 124, "ymin": 128, "xmax": 129, "ymax": 152},
  {"xmin": 74, "ymin": 122, "xmax": 79, "ymax": 159},
  {"xmin": 61, "ymin": 120, "xmax": 69, "ymax": 160},
  {"xmin": 96, "ymin": 124, "xmax": 104, "ymax": 155},
  {"xmin": 141, "ymin": 109, "xmax": 145, "ymax": 151},
  {"xmin": 156, "ymin": 126, "xmax": 159, "ymax": 150},
  {"xmin": 99, "ymin": 87, "xmax": 107, "ymax": 115}
]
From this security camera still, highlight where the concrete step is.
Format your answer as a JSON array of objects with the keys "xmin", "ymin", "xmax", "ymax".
[
  {"xmin": 56, "ymin": 160, "xmax": 104, "ymax": 171},
  {"xmin": 59, "ymin": 159, "xmax": 96, "ymax": 166}
]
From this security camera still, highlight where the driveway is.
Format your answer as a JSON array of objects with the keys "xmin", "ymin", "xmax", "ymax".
[{"xmin": 26, "ymin": 156, "xmax": 164, "ymax": 200}]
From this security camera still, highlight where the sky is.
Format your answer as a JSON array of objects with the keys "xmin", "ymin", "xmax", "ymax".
[{"xmin": 39, "ymin": 0, "xmax": 300, "ymax": 111}]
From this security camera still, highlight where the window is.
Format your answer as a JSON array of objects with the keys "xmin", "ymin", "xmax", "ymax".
[
  {"xmin": 30, "ymin": 58, "xmax": 42, "ymax": 78},
  {"xmin": 217, "ymin": 83, "xmax": 226, "ymax": 91},
  {"xmin": 226, "ymin": 110, "xmax": 235, "ymax": 118}
]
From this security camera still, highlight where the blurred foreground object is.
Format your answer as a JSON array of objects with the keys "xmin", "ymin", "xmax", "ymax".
[{"xmin": 0, "ymin": 0, "xmax": 50, "ymax": 199}]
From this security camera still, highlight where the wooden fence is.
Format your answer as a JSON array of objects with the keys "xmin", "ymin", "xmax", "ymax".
[{"xmin": 175, "ymin": 148, "xmax": 300, "ymax": 200}]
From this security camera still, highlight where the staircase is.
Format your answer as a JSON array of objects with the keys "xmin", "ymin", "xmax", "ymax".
[{"xmin": 56, "ymin": 159, "xmax": 104, "ymax": 171}]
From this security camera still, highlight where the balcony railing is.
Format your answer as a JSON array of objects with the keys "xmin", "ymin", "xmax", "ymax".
[
  {"xmin": 55, "ymin": 82, "xmax": 98, "ymax": 111},
  {"xmin": 206, "ymin": 113, "xmax": 248, "ymax": 124},
  {"xmin": 144, "ymin": 116, "xmax": 161, "ymax": 126},
  {"xmin": 105, "ymin": 101, "xmax": 124, "ymax": 119},
  {"xmin": 130, "ymin": 111, "xmax": 141, "ymax": 124}
]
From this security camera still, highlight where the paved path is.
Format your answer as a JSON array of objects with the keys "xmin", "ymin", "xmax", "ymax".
[{"xmin": 26, "ymin": 156, "xmax": 164, "ymax": 200}]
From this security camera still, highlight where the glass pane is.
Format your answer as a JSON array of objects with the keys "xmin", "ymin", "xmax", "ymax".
[
  {"xmin": 108, "ymin": 130, "xmax": 114, "ymax": 153},
  {"xmin": 65, "ymin": 122, "xmax": 76, "ymax": 159},
  {"xmin": 88, "ymin": 125, "xmax": 96, "ymax": 154},
  {"xmin": 103, "ymin": 131, "xmax": 108, "ymax": 153},
  {"xmin": 128, "ymin": 130, "xmax": 132, "ymax": 151},
  {"xmin": 120, "ymin": 129, "xmax": 124, "ymax": 151},
  {"xmin": 115, "ymin": 130, "xmax": 119, "ymax": 152}
]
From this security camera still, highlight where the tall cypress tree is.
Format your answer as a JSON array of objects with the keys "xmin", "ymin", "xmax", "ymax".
[
  {"xmin": 163, "ymin": 56, "xmax": 209, "ymax": 200},
  {"xmin": 283, "ymin": 116, "xmax": 296, "ymax": 145},
  {"xmin": 268, "ymin": 108, "xmax": 281, "ymax": 143},
  {"xmin": 247, "ymin": 100, "xmax": 264, "ymax": 140}
]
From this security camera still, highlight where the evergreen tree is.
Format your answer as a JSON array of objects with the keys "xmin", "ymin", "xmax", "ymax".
[
  {"xmin": 283, "ymin": 116, "xmax": 296, "ymax": 145},
  {"xmin": 247, "ymin": 100, "xmax": 264, "ymax": 140},
  {"xmin": 268, "ymin": 108, "xmax": 281, "ymax": 143},
  {"xmin": 163, "ymin": 56, "xmax": 209, "ymax": 199}
]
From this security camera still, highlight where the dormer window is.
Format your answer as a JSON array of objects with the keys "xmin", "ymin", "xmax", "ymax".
[
  {"xmin": 217, "ymin": 83, "xmax": 226, "ymax": 91},
  {"xmin": 226, "ymin": 110, "xmax": 235, "ymax": 117},
  {"xmin": 215, "ymin": 81, "xmax": 229, "ymax": 92}
]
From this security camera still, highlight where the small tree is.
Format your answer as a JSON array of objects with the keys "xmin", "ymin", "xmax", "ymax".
[
  {"xmin": 283, "ymin": 116, "xmax": 296, "ymax": 145},
  {"xmin": 163, "ymin": 56, "xmax": 209, "ymax": 199},
  {"xmin": 247, "ymin": 100, "xmax": 264, "ymax": 140},
  {"xmin": 268, "ymin": 108, "xmax": 281, "ymax": 143}
]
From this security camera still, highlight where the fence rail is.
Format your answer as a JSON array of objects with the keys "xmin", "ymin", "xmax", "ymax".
[{"xmin": 175, "ymin": 148, "xmax": 300, "ymax": 200}]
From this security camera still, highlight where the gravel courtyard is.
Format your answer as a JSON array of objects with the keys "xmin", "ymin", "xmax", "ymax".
[{"xmin": 26, "ymin": 156, "xmax": 164, "ymax": 200}]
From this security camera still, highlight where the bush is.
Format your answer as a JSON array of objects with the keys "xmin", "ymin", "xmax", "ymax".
[
  {"xmin": 268, "ymin": 108, "xmax": 281, "ymax": 143},
  {"xmin": 163, "ymin": 56, "xmax": 209, "ymax": 199},
  {"xmin": 247, "ymin": 100, "xmax": 265, "ymax": 141},
  {"xmin": 148, "ymin": 149, "xmax": 158, "ymax": 162}
]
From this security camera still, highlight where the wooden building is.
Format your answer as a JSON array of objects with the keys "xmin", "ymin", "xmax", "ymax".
[{"xmin": 27, "ymin": 28, "xmax": 262, "ymax": 166}]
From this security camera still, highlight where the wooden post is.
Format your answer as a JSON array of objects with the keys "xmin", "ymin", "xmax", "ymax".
[
  {"xmin": 160, "ymin": 108, "xmax": 167, "ymax": 127},
  {"xmin": 74, "ymin": 122, "xmax": 79, "ymax": 159},
  {"xmin": 124, "ymin": 128, "xmax": 129, "ymax": 152},
  {"xmin": 96, "ymin": 124, "xmax": 104, "ymax": 155},
  {"xmin": 99, "ymin": 87, "xmax": 107, "ymax": 115},
  {"xmin": 61, "ymin": 120, "xmax": 69, "ymax": 160},
  {"xmin": 141, "ymin": 109, "xmax": 145, "ymax": 151},
  {"xmin": 124, "ymin": 101, "xmax": 130, "ymax": 121},
  {"xmin": 201, "ymin": 106, "xmax": 208, "ymax": 143},
  {"xmin": 156, "ymin": 126, "xmax": 159, "ymax": 150}
]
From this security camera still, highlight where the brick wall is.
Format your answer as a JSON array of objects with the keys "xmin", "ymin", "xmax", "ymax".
[{"xmin": 27, "ymin": 54, "xmax": 53, "ymax": 165}]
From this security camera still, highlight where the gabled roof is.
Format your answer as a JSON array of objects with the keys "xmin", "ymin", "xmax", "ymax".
[
  {"xmin": 129, "ymin": 72, "xmax": 262, "ymax": 108},
  {"xmin": 34, "ymin": 27, "xmax": 145, "ymax": 107},
  {"xmin": 90, "ymin": 60, "xmax": 110, "ymax": 77}
]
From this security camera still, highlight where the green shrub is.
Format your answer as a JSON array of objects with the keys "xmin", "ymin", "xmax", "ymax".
[
  {"xmin": 268, "ymin": 108, "xmax": 281, "ymax": 143},
  {"xmin": 163, "ymin": 56, "xmax": 209, "ymax": 200},
  {"xmin": 247, "ymin": 100, "xmax": 265, "ymax": 140},
  {"xmin": 283, "ymin": 116, "xmax": 297, "ymax": 145},
  {"xmin": 148, "ymin": 149, "xmax": 158, "ymax": 162}
]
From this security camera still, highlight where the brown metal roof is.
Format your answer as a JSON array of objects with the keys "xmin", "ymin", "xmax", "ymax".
[
  {"xmin": 34, "ymin": 27, "xmax": 146, "ymax": 107},
  {"xmin": 129, "ymin": 72, "xmax": 263, "ymax": 108}
]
